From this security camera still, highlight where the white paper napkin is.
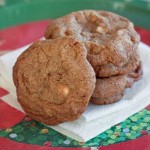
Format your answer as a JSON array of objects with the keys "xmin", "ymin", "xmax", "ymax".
[{"xmin": 0, "ymin": 42, "xmax": 150, "ymax": 142}]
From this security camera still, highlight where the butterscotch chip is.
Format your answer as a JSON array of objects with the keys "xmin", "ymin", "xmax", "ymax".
[
  {"xmin": 13, "ymin": 37, "xmax": 96, "ymax": 125},
  {"xmin": 45, "ymin": 10, "xmax": 140, "ymax": 77}
]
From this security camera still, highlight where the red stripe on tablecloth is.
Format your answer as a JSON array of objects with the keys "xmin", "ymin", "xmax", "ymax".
[
  {"xmin": 0, "ymin": 20, "xmax": 50, "ymax": 50},
  {"xmin": 99, "ymin": 134, "xmax": 150, "ymax": 150},
  {"xmin": 135, "ymin": 27, "xmax": 150, "ymax": 46},
  {"xmin": 0, "ymin": 87, "xmax": 9, "ymax": 97},
  {"xmin": 0, "ymin": 135, "xmax": 149, "ymax": 150},
  {"xmin": 0, "ymin": 137, "xmax": 90, "ymax": 150},
  {"xmin": 0, "ymin": 100, "xmax": 25, "ymax": 129}
]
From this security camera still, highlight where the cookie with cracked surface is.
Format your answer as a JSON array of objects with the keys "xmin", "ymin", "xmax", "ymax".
[
  {"xmin": 13, "ymin": 37, "xmax": 96, "ymax": 125},
  {"xmin": 95, "ymin": 49, "xmax": 140, "ymax": 77},
  {"xmin": 91, "ymin": 63, "xmax": 143, "ymax": 105},
  {"xmin": 45, "ymin": 10, "xmax": 140, "ymax": 74}
]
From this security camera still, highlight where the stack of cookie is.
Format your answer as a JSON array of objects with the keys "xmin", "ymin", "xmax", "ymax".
[
  {"xmin": 45, "ymin": 10, "xmax": 142, "ymax": 105},
  {"xmin": 13, "ymin": 10, "xmax": 142, "ymax": 125}
]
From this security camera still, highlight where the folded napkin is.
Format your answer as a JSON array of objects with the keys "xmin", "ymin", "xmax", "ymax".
[{"xmin": 0, "ymin": 42, "xmax": 150, "ymax": 142}]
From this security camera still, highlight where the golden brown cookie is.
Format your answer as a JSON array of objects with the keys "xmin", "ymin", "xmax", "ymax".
[
  {"xmin": 13, "ymin": 37, "xmax": 96, "ymax": 125},
  {"xmin": 45, "ymin": 10, "xmax": 140, "ymax": 76},
  {"xmin": 91, "ymin": 62, "xmax": 143, "ymax": 105}
]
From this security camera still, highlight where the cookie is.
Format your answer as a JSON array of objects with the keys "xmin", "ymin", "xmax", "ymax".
[
  {"xmin": 91, "ymin": 63, "xmax": 143, "ymax": 105},
  {"xmin": 91, "ymin": 94, "xmax": 123, "ymax": 105},
  {"xmin": 92, "ymin": 75, "xmax": 127, "ymax": 99},
  {"xmin": 95, "ymin": 49, "xmax": 140, "ymax": 77},
  {"xmin": 126, "ymin": 61, "xmax": 143, "ymax": 88},
  {"xmin": 45, "ymin": 10, "xmax": 140, "ymax": 73},
  {"xmin": 13, "ymin": 37, "xmax": 96, "ymax": 125},
  {"xmin": 128, "ymin": 62, "xmax": 143, "ymax": 81}
]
